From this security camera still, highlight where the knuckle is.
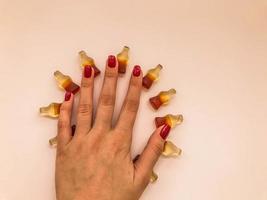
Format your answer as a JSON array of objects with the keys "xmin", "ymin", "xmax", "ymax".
[
  {"xmin": 60, "ymin": 105, "xmax": 69, "ymax": 113},
  {"xmin": 105, "ymin": 70, "xmax": 118, "ymax": 78},
  {"xmin": 78, "ymin": 103, "xmax": 92, "ymax": 115},
  {"xmin": 149, "ymin": 141, "xmax": 163, "ymax": 157},
  {"xmin": 81, "ymin": 81, "xmax": 92, "ymax": 88},
  {"xmin": 124, "ymin": 98, "xmax": 139, "ymax": 112},
  {"xmin": 58, "ymin": 119, "xmax": 69, "ymax": 130},
  {"xmin": 131, "ymin": 79, "xmax": 141, "ymax": 88},
  {"xmin": 100, "ymin": 94, "xmax": 115, "ymax": 106}
]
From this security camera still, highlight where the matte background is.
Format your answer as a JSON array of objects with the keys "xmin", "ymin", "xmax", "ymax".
[{"xmin": 0, "ymin": 0, "xmax": 267, "ymax": 199}]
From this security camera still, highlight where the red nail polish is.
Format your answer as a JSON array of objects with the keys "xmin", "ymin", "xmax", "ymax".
[
  {"xmin": 65, "ymin": 92, "xmax": 71, "ymax": 101},
  {"xmin": 133, "ymin": 65, "xmax": 141, "ymax": 77},
  {"xmin": 84, "ymin": 66, "xmax": 92, "ymax": 78},
  {"xmin": 108, "ymin": 55, "xmax": 116, "ymax": 68},
  {"xmin": 160, "ymin": 124, "xmax": 171, "ymax": 140}
]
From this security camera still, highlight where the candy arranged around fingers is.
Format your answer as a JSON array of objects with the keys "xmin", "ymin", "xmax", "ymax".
[
  {"xmin": 117, "ymin": 46, "xmax": 129, "ymax": 74},
  {"xmin": 54, "ymin": 71, "xmax": 80, "ymax": 94},
  {"xmin": 162, "ymin": 141, "xmax": 182, "ymax": 157},
  {"xmin": 79, "ymin": 50, "xmax": 101, "ymax": 77},
  {"xmin": 149, "ymin": 89, "xmax": 176, "ymax": 110},
  {"xmin": 150, "ymin": 171, "xmax": 158, "ymax": 183},
  {"xmin": 155, "ymin": 114, "xmax": 183, "ymax": 128},
  {"xmin": 142, "ymin": 64, "xmax": 163, "ymax": 89},
  {"xmin": 40, "ymin": 103, "xmax": 61, "ymax": 118}
]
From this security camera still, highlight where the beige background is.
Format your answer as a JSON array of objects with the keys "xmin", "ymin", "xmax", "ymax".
[{"xmin": 0, "ymin": 0, "xmax": 267, "ymax": 199}]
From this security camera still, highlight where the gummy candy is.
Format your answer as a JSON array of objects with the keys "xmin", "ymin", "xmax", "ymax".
[
  {"xmin": 54, "ymin": 71, "xmax": 80, "ymax": 94},
  {"xmin": 117, "ymin": 46, "xmax": 129, "ymax": 74},
  {"xmin": 49, "ymin": 125, "xmax": 76, "ymax": 148},
  {"xmin": 142, "ymin": 64, "xmax": 163, "ymax": 89},
  {"xmin": 79, "ymin": 50, "xmax": 101, "ymax": 77},
  {"xmin": 149, "ymin": 89, "xmax": 176, "ymax": 110},
  {"xmin": 162, "ymin": 141, "xmax": 182, "ymax": 157},
  {"xmin": 49, "ymin": 136, "xmax": 57, "ymax": 148},
  {"xmin": 40, "ymin": 103, "xmax": 61, "ymax": 118},
  {"xmin": 155, "ymin": 114, "xmax": 183, "ymax": 128},
  {"xmin": 150, "ymin": 171, "xmax": 158, "ymax": 183}
]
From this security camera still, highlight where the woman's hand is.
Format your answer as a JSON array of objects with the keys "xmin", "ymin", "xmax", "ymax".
[{"xmin": 55, "ymin": 55, "xmax": 172, "ymax": 200}]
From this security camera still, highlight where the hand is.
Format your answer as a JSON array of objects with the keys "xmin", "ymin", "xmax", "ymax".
[{"xmin": 55, "ymin": 55, "xmax": 172, "ymax": 200}]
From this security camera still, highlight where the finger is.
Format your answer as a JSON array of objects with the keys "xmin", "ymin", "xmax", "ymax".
[
  {"xmin": 76, "ymin": 66, "xmax": 94, "ymax": 136},
  {"xmin": 134, "ymin": 125, "xmax": 171, "ymax": 185},
  {"xmin": 57, "ymin": 92, "xmax": 74, "ymax": 148},
  {"xmin": 94, "ymin": 55, "xmax": 118, "ymax": 131},
  {"xmin": 115, "ymin": 65, "xmax": 142, "ymax": 133}
]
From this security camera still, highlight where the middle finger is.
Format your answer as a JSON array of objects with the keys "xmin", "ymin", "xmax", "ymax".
[{"xmin": 94, "ymin": 55, "xmax": 118, "ymax": 131}]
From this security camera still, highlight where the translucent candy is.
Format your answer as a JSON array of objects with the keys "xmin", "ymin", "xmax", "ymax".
[
  {"xmin": 150, "ymin": 171, "xmax": 158, "ymax": 183},
  {"xmin": 49, "ymin": 136, "xmax": 58, "ymax": 148},
  {"xmin": 49, "ymin": 125, "xmax": 76, "ymax": 148},
  {"xmin": 40, "ymin": 103, "xmax": 61, "ymax": 118},
  {"xmin": 155, "ymin": 114, "xmax": 183, "ymax": 128},
  {"xmin": 162, "ymin": 141, "xmax": 182, "ymax": 157},
  {"xmin": 54, "ymin": 71, "xmax": 80, "ymax": 94},
  {"xmin": 79, "ymin": 50, "xmax": 101, "ymax": 77},
  {"xmin": 149, "ymin": 89, "xmax": 176, "ymax": 110},
  {"xmin": 117, "ymin": 46, "xmax": 129, "ymax": 74},
  {"xmin": 142, "ymin": 64, "xmax": 163, "ymax": 89}
]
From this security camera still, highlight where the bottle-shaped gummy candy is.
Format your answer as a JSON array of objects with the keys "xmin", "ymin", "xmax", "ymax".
[
  {"xmin": 155, "ymin": 114, "xmax": 183, "ymax": 128},
  {"xmin": 150, "ymin": 170, "xmax": 158, "ymax": 183},
  {"xmin": 142, "ymin": 64, "xmax": 163, "ymax": 89},
  {"xmin": 149, "ymin": 88, "xmax": 176, "ymax": 110},
  {"xmin": 162, "ymin": 141, "xmax": 182, "ymax": 157},
  {"xmin": 79, "ymin": 51, "xmax": 101, "ymax": 77},
  {"xmin": 40, "ymin": 103, "xmax": 61, "ymax": 118},
  {"xmin": 54, "ymin": 71, "xmax": 80, "ymax": 94},
  {"xmin": 117, "ymin": 46, "xmax": 129, "ymax": 74},
  {"xmin": 49, "ymin": 136, "xmax": 58, "ymax": 148},
  {"xmin": 49, "ymin": 125, "xmax": 76, "ymax": 148}
]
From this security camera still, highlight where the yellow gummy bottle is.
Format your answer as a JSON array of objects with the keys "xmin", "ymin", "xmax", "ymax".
[
  {"xmin": 79, "ymin": 50, "xmax": 101, "ymax": 77},
  {"xmin": 54, "ymin": 71, "xmax": 80, "ymax": 94},
  {"xmin": 162, "ymin": 141, "xmax": 182, "ymax": 157},
  {"xmin": 40, "ymin": 103, "xmax": 61, "ymax": 118},
  {"xmin": 142, "ymin": 64, "xmax": 163, "ymax": 89},
  {"xmin": 155, "ymin": 114, "xmax": 183, "ymax": 128},
  {"xmin": 117, "ymin": 46, "xmax": 129, "ymax": 74},
  {"xmin": 149, "ymin": 88, "xmax": 176, "ymax": 110}
]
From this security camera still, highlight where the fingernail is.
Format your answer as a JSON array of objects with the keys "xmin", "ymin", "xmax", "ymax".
[
  {"xmin": 133, "ymin": 65, "xmax": 141, "ymax": 77},
  {"xmin": 84, "ymin": 66, "xmax": 92, "ymax": 78},
  {"xmin": 108, "ymin": 55, "xmax": 116, "ymax": 68},
  {"xmin": 160, "ymin": 124, "xmax": 171, "ymax": 140},
  {"xmin": 65, "ymin": 92, "xmax": 71, "ymax": 101}
]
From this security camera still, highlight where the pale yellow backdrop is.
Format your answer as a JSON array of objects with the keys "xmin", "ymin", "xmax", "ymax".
[{"xmin": 0, "ymin": 0, "xmax": 267, "ymax": 200}]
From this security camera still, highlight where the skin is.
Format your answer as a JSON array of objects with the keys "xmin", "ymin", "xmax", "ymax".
[{"xmin": 55, "ymin": 56, "xmax": 171, "ymax": 200}]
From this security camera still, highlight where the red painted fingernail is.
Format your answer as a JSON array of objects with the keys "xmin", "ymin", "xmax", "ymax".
[
  {"xmin": 133, "ymin": 65, "xmax": 141, "ymax": 77},
  {"xmin": 160, "ymin": 124, "xmax": 171, "ymax": 140},
  {"xmin": 84, "ymin": 66, "xmax": 92, "ymax": 78},
  {"xmin": 108, "ymin": 55, "xmax": 116, "ymax": 68},
  {"xmin": 65, "ymin": 92, "xmax": 71, "ymax": 101}
]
